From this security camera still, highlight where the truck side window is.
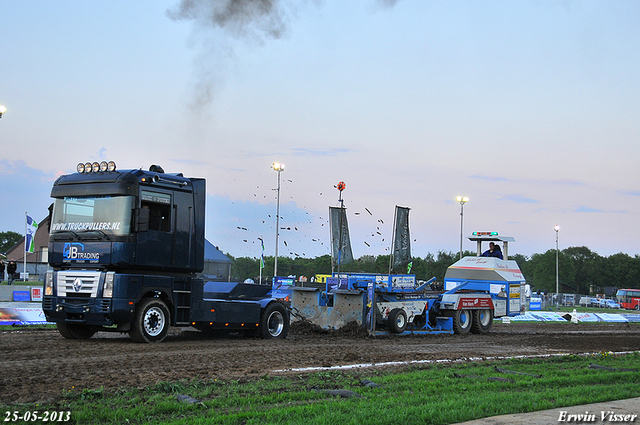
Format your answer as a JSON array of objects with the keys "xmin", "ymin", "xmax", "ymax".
[{"xmin": 141, "ymin": 201, "xmax": 171, "ymax": 232}]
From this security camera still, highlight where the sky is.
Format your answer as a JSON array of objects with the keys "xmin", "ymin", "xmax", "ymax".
[{"xmin": 1, "ymin": 0, "xmax": 638, "ymax": 261}]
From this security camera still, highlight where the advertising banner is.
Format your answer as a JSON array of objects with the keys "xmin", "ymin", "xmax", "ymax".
[
  {"xmin": 329, "ymin": 207, "xmax": 354, "ymax": 267},
  {"xmin": 0, "ymin": 307, "xmax": 51, "ymax": 325},
  {"xmin": 392, "ymin": 206, "xmax": 411, "ymax": 268}
]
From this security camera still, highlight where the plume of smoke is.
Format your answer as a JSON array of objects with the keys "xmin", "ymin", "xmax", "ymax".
[
  {"xmin": 168, "ymin": 0, "xmax": 290, "ymax": 41},
  {"xmin": 376, "ymin": 0, "xmax": 401, "ymax": 7},
  {"xmin": 168, "ymin": 0, "xmax": 299, "ymax": 107},
  {"xmin": 167, "ymin": 0, "xmax": 402, "ymax": 107}
]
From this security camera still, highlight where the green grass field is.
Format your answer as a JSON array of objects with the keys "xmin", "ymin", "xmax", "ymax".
[{"xmin": 2, "ymin": 351, "xmax": 639, "ymax": 425}]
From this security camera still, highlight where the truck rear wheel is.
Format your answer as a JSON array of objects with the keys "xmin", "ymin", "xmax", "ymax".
[
  {"xmin": 452, "ymin": 309, "xmax": 472, "ymax": 334},
  {"xmin": 471, "ymin": 309, "xmax": 493, "ymax": 334},
  {"xmin": 57, "ymin": 323, "xmax": 95, "ymax": 339},
  {"xmin": 388, "ymin": 308, "xmax": 408, "ymax": 333},
  {"xmin": 260, "ymin": 302, "xmax": 289, "ymax": 339},
  {"xmin": 129, "ymin": 298, "xmax": 170, "ymax": 343}
]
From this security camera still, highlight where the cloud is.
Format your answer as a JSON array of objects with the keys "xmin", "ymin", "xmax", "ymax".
[
  {"xmin": 471, "ymin": 175, "xmax": 512, "ymax": 183},
  {"xmin": 91, "ymin": 148, "xmax": 108, "ymax": 161},
  {"xmin": 548, "ymin": 178, "xmax": 584, "ymax": 186},
  {"xmin": 498, "ymin": 194, "xmax": 540, "ymax": 204},
  {"xmin": 623, "ymin": 190, "xmax": 640, "ymax": 197},
  {"xmin": 574, "ymin": 206, "xmax": 603, "ymax": 213},
  {"xmin": 290, "ymin": 147, "xmax": 354, "ymax": 157}
]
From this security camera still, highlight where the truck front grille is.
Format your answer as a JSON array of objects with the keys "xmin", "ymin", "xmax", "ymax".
[{"xmin": 56, "ymin": 270, "xmax": 101, "ymax": 297}]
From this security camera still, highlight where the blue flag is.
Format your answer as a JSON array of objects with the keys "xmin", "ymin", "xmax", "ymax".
[
  {"xmin": 260, "ymin": 238, "xmax": 265, "ymax": 269},
  {"xmin": 25, "ymin": 215, "xmax": 38, "ymax": 253}
]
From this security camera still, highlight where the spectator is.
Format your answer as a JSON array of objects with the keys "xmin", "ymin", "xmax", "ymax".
[
  {"xmin": 0, "ymin": 259, "xmax": 4, "ymax": 282},
  {"xmin": 7, "ymin": 259, "xmax": 17, "ymax": 285}
]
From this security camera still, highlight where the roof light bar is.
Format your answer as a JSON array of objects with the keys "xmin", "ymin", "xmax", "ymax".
[{"xmin": 76, "ymin": 160, "xmax": 117, "ymax": 173}]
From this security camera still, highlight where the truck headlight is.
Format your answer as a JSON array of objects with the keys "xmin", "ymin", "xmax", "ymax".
[
  {"xmin": 44, "ymin": 271, "xmax": 54, "ymax": 296},
  {"xmin": 103, "ymin": 272, "xmax": 114, "ymax": 298}
]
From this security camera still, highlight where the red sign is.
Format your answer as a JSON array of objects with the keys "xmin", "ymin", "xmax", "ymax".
[
  {"xmin": 459, "ymin": 297, "xmax": 493, "ymax": 309},
  {"xmin": 31, "ymin": 287, "xmax": 43, "ymax": 302}
]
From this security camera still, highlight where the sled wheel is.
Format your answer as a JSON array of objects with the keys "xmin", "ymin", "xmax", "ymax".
[
  {"xmin": 57, "ymin": 323, "xmax": 95, "ymax": 339},
  {"xmin": 388, "ymin": 308, "xmax": 408, "ymax": 333},
  {"xmin": 453, "ymin": 309, "xmax": 472, "ymax": 334},
  {"xmin": 260, "ymin": 302, "xmax": 290, "ymax": 339},
  {"xmin": 471, "ymin": 309, "xmax": 493, "ymax": 334},
  {"xmin": 129, "ymin": 298, "xmax": 170, "ymax": 343}
]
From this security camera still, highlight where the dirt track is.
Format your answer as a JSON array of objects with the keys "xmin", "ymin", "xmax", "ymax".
[{"xmin": 2, "ymin": 321, "xmax": 640, "ymax": 404}]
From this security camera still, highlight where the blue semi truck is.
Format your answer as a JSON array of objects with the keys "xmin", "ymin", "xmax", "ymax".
[{"xmin": 42, "ymin": 162, "xmax": 289, "ymax": 343}]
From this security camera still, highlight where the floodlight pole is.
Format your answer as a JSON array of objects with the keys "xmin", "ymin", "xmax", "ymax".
[
  {"xmin": 456, "ymin": 196, "xmax": 469, "ymax": 259},
  {"xmin": 272, "ymin": 163, "xmax": 284, "ymax": 278},
  {"xmin": 555, "ymin": 224, "xmax": 560, "ymax": 306}
]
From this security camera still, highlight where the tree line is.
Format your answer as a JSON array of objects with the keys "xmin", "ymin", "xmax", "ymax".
[
  {"xmin": 4, "ymin": 227, "xmax": 637, "ymax": 295},
  {"xmin": 228, "ymin": 246, "xmax": 640, "ymax": 295}
]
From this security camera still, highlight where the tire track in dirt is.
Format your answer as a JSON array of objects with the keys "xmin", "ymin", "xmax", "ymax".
[{"xmin": 1, "ymin": 322, "xmax": 639, "ymax": 404}]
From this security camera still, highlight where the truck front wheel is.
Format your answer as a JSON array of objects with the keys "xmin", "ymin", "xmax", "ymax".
[
  {"xmin": 57, "ymin": 323, "xmax": 95, "ymax": 339},
  {"xmin": 260, "ymin": 302, "xmax": 290, "ymax": 339},
  {"xmin": 130, "ymin": 298, "xmax": 170, "ymax": 343}
]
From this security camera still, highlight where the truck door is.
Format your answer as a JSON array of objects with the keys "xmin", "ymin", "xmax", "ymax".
[
  {"xmin": 171, "ymin": 191, "xmax": 193, "ymax": 269},
  {"xmin": 137, "ymin": 191, "xmax": 174, "ymax": 267}
]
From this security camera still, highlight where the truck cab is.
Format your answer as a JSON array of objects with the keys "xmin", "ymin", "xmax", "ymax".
[{"xmin": 43, "ymin": 162, "xmax": 206, "ymax": 342}]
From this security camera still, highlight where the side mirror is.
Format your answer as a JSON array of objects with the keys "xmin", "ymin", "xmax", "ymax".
[
  {"xmin": 138, "ymin": 207, "xmax": 150, "ymax": 232},
  {"xmin": 47, "ymin": 203, "xmax": 54, "ymax": 232}
]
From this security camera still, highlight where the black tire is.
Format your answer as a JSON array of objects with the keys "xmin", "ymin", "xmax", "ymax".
[
  {"xmin": 129, "ymin": 298, "xmax": 170, "ymax": 343},
  {"xmin": 452, "ymin": 309, "xmax": 472, "ymax": 334},
  {"xmin": 388, "ymin": 308, "xmax": 408, "ymax": 333},
  {"xmin": 471, "ymin": 309, "xmax": 493, "ymax": 334},
  {"xmin": 57, "ymin": 323, "xmax": 95, "ymax": 339},
  {"xmin": 260, "ymin": 302, "xmax": 289, "ymax": 339}
]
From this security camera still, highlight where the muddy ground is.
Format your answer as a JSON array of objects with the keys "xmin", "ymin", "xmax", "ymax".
[{"xmin": 1, "ymin": 321, "xmax": 639, "ymax": 404}]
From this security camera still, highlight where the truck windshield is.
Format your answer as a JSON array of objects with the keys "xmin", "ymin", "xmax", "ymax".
[{"xmin": 50, "ymin": 196, "xmax": 134, "ymax": 237}]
